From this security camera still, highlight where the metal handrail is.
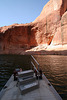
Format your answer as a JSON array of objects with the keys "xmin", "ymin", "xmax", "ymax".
[
  {"xmin": 31, "ymin": 61, "xmax": 39, "ymax": 72},
  {"xmin": 31, "ymin": 55, "xmax": 40, "ymax": 84},
  {"xmin": 31, "ymin": 55, "xmax": 39, "ymax": 66}
]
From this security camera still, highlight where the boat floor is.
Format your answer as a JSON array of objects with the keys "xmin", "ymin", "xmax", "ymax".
[{"xmin": 0, "ymin": 75, "xmax": 61, "ymax": 100}]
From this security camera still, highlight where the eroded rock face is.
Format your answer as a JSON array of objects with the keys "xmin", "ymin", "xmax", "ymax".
[
  {"xmin": 0, "ymin": 0, "xmax": 67, "ymax": 54},
  {"xmin": 0, "ymin": 23, "xmax": 38, "ymax": 53},
  {"xmin": 34, "ymin": 0, "xmax": 67, "ymax": 46}
]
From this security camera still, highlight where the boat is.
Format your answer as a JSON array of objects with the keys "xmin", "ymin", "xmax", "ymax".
[{"xmin": 0, "ymin": 55, "xmax": 62, "ymax": 100}]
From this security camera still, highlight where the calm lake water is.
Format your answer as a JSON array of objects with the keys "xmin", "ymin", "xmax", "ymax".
[
  {"xmin": 0, "ymin": 55, "xmax": 31, "ymax": 91},
  {"xmin": 0, "ymin": 55, "xmax": 67, "ymax": 100},
  {"xmin": 34, "ymin": 55, "xmax": 67, "ymax": 100}
]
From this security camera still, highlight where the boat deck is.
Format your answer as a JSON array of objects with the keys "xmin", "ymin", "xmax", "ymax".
[{"xmin": 0, "ymin": 74, "xmax": 62, "ymax": 100}]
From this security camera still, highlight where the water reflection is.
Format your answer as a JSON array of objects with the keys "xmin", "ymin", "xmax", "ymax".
[
  {"xmin": 0, "ymin": 55, "xmax": 67, "ymax": 100},
  {"xmin": 34, "ymin": 55, "xmax": 67, "ymax": 100},
  {"xmin": 0, "ymin": 55, "xmax": 31, "ymax": 91}
]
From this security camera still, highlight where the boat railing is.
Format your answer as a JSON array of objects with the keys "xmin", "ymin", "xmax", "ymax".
[{"xmin": 31, "ymin": 55, "xmax": 40, "ymax": 84}]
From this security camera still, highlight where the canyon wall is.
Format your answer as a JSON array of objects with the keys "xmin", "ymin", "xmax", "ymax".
[
  {"xmin": 34, "ymin": 0, "xmax": 67, "ymax": 45},
  {"xmin": 0, "ymin": 0, "xmax": 67, "ymax": 54},
  {"xmin": 0, "ymin": 23, "xmax": 38, "ymax": 53}
]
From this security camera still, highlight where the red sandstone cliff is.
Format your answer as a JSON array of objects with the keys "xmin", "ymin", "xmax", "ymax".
[{"xmin": 0, "ymin": 0, "xmax": 67, "ymax": 54}]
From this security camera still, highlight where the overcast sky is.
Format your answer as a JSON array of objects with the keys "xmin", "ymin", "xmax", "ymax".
[{"xmin": 0, "ymin": 0, "xmax": 49, "ymax": 27}]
